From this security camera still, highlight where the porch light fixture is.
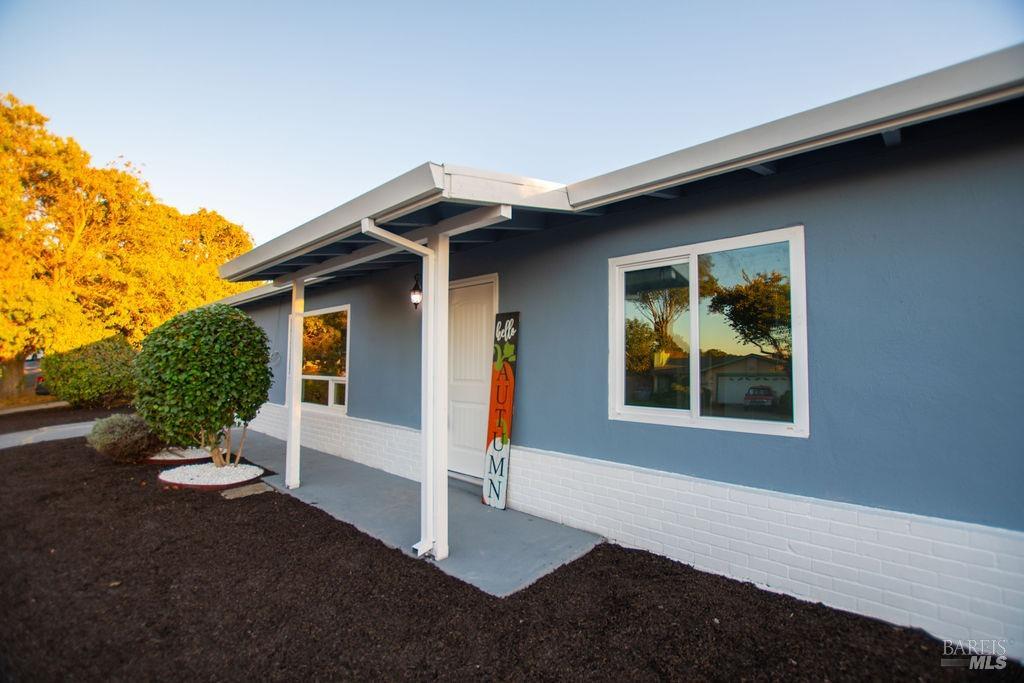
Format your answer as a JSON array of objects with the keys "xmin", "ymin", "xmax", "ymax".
[{"xmin": 410, "ymin": 274, "xmax": 423, "ymax": 309}]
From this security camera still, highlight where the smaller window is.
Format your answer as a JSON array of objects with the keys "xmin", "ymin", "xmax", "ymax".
[{"xmin": 299, "ymin": 306, "xmax": 349, "ymax": 411}]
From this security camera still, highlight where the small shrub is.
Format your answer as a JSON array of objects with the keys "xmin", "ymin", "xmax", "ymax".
[
  {"xmin": 87, "ymin": 414, "xmax": 163, "ymax": 464},
  {"xmin": 134, "ymin": 304, "xmax": 271, "ymax": 466},
  {"xmin": 40, "ymin": 336, "xmax": 136, "ymax": 408}
]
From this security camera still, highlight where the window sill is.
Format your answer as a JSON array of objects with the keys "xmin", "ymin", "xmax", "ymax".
[
  {"xmin": 300, "ymin": 402, "xmax": 347, "ymax": 417},
  {"xmin": 610, "ymin": 407, "xmax": 809, "ymax": 438}
]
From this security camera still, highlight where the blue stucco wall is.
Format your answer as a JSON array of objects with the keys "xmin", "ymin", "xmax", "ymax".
[
  {"xmin": 241, "ymin": 121, "xmax": 1024, "ymax": 531},
  {"xmin": 241, "ymin": 262, "xmax": 423, "ymax": 423},
  {"xmin": 241, "ymin": 299, "xmax": 289, "ymax": 404}
]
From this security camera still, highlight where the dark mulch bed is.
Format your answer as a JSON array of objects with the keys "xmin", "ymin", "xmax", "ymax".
[
  {"xmin": 0, "ymin": 405, "xmax": 130, "ymax": 435},
  {"xmin": 1, "ymin": 439, "xmax": 1018, "ymax": 681}
]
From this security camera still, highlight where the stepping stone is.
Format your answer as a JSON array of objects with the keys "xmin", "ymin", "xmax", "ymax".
[{"xmin": 221, "ymin": 482, "xmax": 274, "ymax": 499}]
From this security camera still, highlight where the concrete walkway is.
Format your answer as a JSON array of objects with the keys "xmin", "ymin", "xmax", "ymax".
[
  {"xmin": 0, "ymin": 401, "xmax": 70, "ymax": 417},
  {"xmin": 241, "ymin": 431, "xmax": 601, "ymax": 597},
  {"xmin": 0, "ymin": 421, "xmax": 94, "ymax": 450}
]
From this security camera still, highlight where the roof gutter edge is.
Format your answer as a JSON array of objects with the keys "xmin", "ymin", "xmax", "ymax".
[{"xmin": 567, "ymin": 43, "xmax": 1024, "ymax": 209}]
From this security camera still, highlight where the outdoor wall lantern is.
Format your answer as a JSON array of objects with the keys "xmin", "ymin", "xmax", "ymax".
[{"xmin": 410, "ymin": 274, "xmax": 423, "ymax": 309}]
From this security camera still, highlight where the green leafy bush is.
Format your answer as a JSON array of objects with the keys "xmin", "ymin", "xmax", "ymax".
[
  {"xmin": 87, "ymin": 414, "xmax": 163, "ymax": 464},
  {"xmin": 40, "ymin": 336, "xmax": 136, "ymax": 408},
  {"xmin": 133, "ymin": 304, "xmax": 271, "ymax": 466}
]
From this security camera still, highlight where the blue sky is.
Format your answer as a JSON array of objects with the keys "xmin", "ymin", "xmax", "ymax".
[{"xmin": 1, "ymin": 0, "xmax": 1022, "ymax": 245}]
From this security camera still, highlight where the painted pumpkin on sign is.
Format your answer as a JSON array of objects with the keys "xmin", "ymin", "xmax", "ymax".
[{"xmin": 487, "ymin": 341, "xmax": 516, "ymax": 446}]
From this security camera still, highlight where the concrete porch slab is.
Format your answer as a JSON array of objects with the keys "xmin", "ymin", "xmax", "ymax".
[{"xmin": 240, "ymin": 431, "xmax": 601, "ymax": 597}]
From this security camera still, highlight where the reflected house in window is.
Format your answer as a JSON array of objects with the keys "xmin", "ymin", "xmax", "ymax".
[{"xmin": 698, "ymin": 353, "xmax": 791, "ymax": 422}]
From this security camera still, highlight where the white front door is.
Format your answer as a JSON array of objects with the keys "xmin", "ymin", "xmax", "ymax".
[{"xmin": 448, "ymin": 277, "xmax": 496, "ymax": 479}]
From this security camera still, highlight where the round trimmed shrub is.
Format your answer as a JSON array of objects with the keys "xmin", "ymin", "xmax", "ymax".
[
  {"xmin": 40, "ymin": 336, "xmax": 136, "ymax": 408},
  {"xmin": 133, "ymin": 304, "xmax": 271, "ymax": 464},
  {"xmin": 87, "ymin": 414, "xmax": 163, "ymax": 464}
]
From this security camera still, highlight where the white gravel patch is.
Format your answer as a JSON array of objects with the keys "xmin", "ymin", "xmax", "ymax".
[
  {"xmin": 148, "ymin": 447, "xmax": 211, "ymax": 462},
  {"xmin": 158, "ymin": 463, "xmax": 264, "ymax": 488}
]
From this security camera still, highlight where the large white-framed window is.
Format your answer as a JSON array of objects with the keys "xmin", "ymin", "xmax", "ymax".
[
  {"xmin": 609, "ymin": 225, "xmax": 809, "ymax": 437},
  {"xmin": 298, "ymin": 304, "xmax": 350, "ymax": 412}
]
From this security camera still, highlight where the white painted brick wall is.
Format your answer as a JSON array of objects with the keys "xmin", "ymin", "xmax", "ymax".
[
  {"xmin": 247, "ymin": 402, "xmax": 1024, "ymax": 659},
  {"xmin": 247, "ymin": 402, "xmax": 420, "ymax": 482},
  {"xmin": 507, "ymin": 444, "xmax": 1024, "ymax": 660}
]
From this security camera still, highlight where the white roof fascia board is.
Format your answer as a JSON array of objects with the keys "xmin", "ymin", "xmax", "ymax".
[
  {"xmin": 567, "ymin": 43, "xmax": 1024, "ymax": 208},
  {"xmin": 442, "ymin": 164, "xmax": 572, "ymax": 212},
  {"xmin": 216, "ymin": 282, "xmax": 294, "ymax": 306},
  {"xmin": 220, "ymin": 162, "xmax": 446, "ymax": 281}
]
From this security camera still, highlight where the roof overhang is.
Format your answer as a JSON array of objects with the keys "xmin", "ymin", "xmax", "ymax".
[
  {"xmin": 220, "ymin": 163, "xmax": 444, "ymax": 281},
  {"xmin": 219, "ymin": 43, "xmax": 1024, "ymax": 288},
  {"xmin": 219, "ymin": 164, "xmax": 570, "ymax": 282},
  {"xmin": 566, "ymin": 43, "xmax": 1024, "ymax": 208}
]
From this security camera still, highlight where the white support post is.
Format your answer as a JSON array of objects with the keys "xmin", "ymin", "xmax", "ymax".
[
  {"xmin": 413, "ymin": 232, "xmax": 450, "ymax": 560},
  {"xmin": 429, "ymin": 232, "xmax": 450, "ymax": 560},
  {"xmin": 285, "ymin": 279, "xmax": 305, "ymax": 489},
  {"xmin": 415, "ymin": 248, "xmax": 436, "ymax": 556},
  {"xmin": 358, "ymin": 215, "xmax": 474, "ymax": 561}
]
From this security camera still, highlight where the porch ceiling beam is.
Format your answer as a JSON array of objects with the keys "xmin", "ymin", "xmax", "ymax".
[
  {"xmin": 343, "ymin": 264, "xmax": 398, "ymax": 272},
  {"xmin": 365, "ymin": 257, "xmax": 420, "ymax": 264},
  {"xmin": 308, "ymin": 248, "xmax": 351, "ymax": 256},
  {"xmin": 274, "ymin": 204, "xmax": 512, "ymax": 286},
  {"xmin": 646, "ymin": 187, "xmax": 684, "ymax": 199},
  {"xmin": 361, "ymin": 218, "xmax": 433, "ymax": 257},
  {"xmin": 881, "ymin": 128, "xmax": 902, "ymax": 147},
  {"xmin": 747, "ymin": 162, "xmax": 777, "ymax": 176},
  {"xmin": 381, "ymin": 220, "xmax": 429, "ymax": 228}
]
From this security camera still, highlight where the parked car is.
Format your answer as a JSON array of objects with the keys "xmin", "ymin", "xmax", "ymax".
[{"xmin": 743, "ymin": 385, "xmax": 776, "ymax": 409}]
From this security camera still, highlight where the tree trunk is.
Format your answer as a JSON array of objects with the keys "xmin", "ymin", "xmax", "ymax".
[
  {"xmin": 0, "ymin": 354, "xmax": 26, "ymax": 401},
  {"xmin": 235, "ymin": 425, "xmax": 248, "ymax": 465}
]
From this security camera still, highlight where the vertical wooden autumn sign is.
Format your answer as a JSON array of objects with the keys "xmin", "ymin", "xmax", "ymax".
[{"xmin": 483, "ymin": 312, "xmax": 519, "ymax": 509}]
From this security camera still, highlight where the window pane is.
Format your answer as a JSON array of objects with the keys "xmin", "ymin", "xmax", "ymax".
[
  {"xmin": 302, "ymin": 311, "xmax": 347, "ymax": 377},
  {"xmin": 698, "ymin": 242, "xmax": 793, "ymax": 422},
  {"xmin": 333, "ymin": 382, "xmax": 346, "ymax": 407},
  {"xmin": 623, "ymin": 263, "xmax": 691, "ymax": 410},
  {"xmin": 302, "ymin": 378, "xmax": 329, "ymax": 406}
]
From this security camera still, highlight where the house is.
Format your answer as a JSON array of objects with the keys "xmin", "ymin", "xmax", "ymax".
[{"xmin": 218, "ymin": 45, "xmax": 1024, "ymax": 655}]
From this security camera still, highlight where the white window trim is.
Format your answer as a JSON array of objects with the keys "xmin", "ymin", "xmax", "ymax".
[
  {"xmin": 608, "ymin": 224, "xmax": 809, "ymax": 438},
  {"xmin": 295, "ymin": 303, "xmax": 350, "ymax": 414}
]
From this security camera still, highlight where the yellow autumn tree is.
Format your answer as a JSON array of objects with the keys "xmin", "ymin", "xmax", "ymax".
[{"xmin": 0, "ymin": 93, "xmax": 257, "ymax": 398}]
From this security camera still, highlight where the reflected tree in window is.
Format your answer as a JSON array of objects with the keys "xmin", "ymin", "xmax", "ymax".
[
  {"xmin": 625, "ymin": 318, "xmax": 658, "ymax": 376},
  {"xmin": 629, "ymin": 284, "xmax": 688, "ymax": 352},
  {"xmin": 625, "ymin": 259, "xmax": 716, "ymax": 352},
  {"xmin": 623, "ymin": 262, "xmax": 709, "ymax": 410},
  {"xmin": 707, "ymin": 270, "xmax": 792, "ymax": 360},
  {"xmin": 302, "ymin": 311, "xmax": 347, "ymax": 377}
]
